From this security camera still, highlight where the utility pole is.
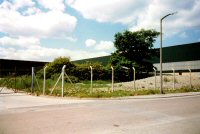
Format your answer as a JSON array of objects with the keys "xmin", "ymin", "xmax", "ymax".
[
  {"xmin": 111, "ymin": 66, "xmax": 114, "ymax": 92},
  {"xmin": 160, "ymin": 12, "xmax": 177, "ymax": 94}
]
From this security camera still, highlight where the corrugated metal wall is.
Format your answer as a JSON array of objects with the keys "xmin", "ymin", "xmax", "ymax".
[{"xmin": 154, "ymin": 60, "xmax": 200, "ymax": 71}]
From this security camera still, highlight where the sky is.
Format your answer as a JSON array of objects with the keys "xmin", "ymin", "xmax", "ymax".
[{"xmin": 0, "ymin": 0, "xmax": 200, "ymax": 62}]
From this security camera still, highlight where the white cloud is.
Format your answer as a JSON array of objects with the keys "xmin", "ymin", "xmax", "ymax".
[
  {"xmin": 0, "ymin": 2, "xmax": 77, "ymax": 39},
  {"xmin": 67, "ymin": 0, "xmax": 149, "ymax": 24},
  {"xmin": 129, "ymin": 0, "xmax": 200, "ymax": 37},
  {"xmin": 0, "ymin": 1, "xmax": 111, "ymax": 61},
  {"xmin": 95, "ymin": 41, "xmax": 114, "ymax": 51},
  {"xmin": 130, "ymin": 0, "xmax": 200, "ymax": 33},
  {"xmin": 68, "ymin": 0, "xmax": 200, "ymax": 37},
  {"xmin": 37, "ymin": 0, "xmax": 65, "ymax": 11},
  {"xmin": 67, "ymin": 0, "xmax": 76, "ymax": 5},
  {"xmin": 85, "ymin": 39, "xmax": 96, "ymax": 47},
  {"xmin": 0, "ymin": 46, "xmax": 109, "ymax": 61},
  {"xmin": 0, "ymin": 36, "xmax": 40, "ymax": 48},
  {"xmin": 85, "ymin": 39, "xmax": 114, "ymax": 51},
  {"xmin": 12, "ymin": 0, "xmax": 35, "ymax": 10},
  {"xmin": 23, "ymin": 7, "xmax": 41, "ymax": 15}
]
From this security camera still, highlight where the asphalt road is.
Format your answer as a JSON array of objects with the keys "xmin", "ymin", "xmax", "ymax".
[{"xmin": 0, "ymin": 89, "xmax": 200, "ymax": 134}]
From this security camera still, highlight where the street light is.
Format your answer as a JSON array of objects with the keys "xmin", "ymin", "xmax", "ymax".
[
  {"xmin": 160, "ymin": 11, "xmax": 177, "ymax": 94},
  {"xmin": 90, "ymin": 66, "xmax": 93, "ymax": 93},
  {"xmin": 111, "ymin": 66, "xmax": 114, "ymax": 92}
]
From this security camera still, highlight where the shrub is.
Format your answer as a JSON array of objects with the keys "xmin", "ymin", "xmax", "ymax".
[
  {"xmin": 51, "ymin": 73, "xmax": 61, "ymax": 80},
  {"xmin": 65, "ymin": 75, "xmax": 80, "ymax": 83}
]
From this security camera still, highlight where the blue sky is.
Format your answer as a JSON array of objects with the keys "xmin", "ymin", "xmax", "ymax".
[{"xmin": 0, "ymin": 0, "xmax": 200, "ymax": 62}]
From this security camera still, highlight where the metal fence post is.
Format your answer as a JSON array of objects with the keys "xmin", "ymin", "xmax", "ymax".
[
  {"xmin": 90, "ymin": 66, "xmax": 93, "ymax": 93},
  {"xmin": 133, "ymin": 67, "xmax": 136, "ymax": 90},
  {"xmin": 153, "ymin": 67, "xmax": 156, "ymax": 89},
  {"xmin": 14, "ymin": 66, "xmax": 17, "ymax": 93},
  {"xmin": 31, "ymin": 67, "xmax": 34, "ymax": 93},
  {"xmin": 43, "ymin": 66, "xmax": 47, "ymax": 95},
  {"xmin": 61, "ymin": 65, "xmax": 66, "ymax": 97},
  {"xmin": 188, "ymin": 68, "xmax": 192, "ymax": 88},
  {"xmin": 172, "ymin": 68, "xmax": 175, "ymax": 90},
  {"xmin": 111, "ymin": 66, "xmax": 114, "ymax": 92}
]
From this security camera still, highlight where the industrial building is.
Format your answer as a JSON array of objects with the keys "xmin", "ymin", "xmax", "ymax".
[
  {"xmin": 0, "ymin": 59, "xmax": 47, "ymax": 76},
  {"xmin": 1, "ymin": 42, "xmax": 200, "ymax": 76},
  {"xmin": 74, "ymin": 42, "xmax": 200, "ymax": 72},
  {"xmin": 152, "ymin": 42, "xmax": 200, "ymax": 72}
]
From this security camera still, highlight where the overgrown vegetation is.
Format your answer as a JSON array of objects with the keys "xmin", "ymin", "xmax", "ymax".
[
  {"xmin": 1, "ymin": 76, "xmax": 200, "ymax": 98},
  {"xmin": 36, "ymin": 57, "xmax": 111, "ymax": 82}
]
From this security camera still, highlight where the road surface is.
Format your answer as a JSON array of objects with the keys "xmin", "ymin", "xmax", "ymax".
[{"xmin": 0, "ymin": 88, "xmax": 200, "ymax": 134}]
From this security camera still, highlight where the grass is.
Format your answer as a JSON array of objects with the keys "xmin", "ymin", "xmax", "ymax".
[
  {"xmin": 0, "ymin": 76, "xmax": 200, "ymax": 98},
  {"xmin": 165, "ymin": 86, "xmax": 200, "ymax": 94}
]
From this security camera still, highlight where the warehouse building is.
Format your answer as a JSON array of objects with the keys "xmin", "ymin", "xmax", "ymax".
[
  {"xmin": 74, "ymin": 42, "xmax": 200, "ymax": 72},
  {"xmin": 153, "ymin": 42, "xmax": 200, "ymax": 72},
  {"xmin": 0, "ymin": 59, "xmax": 47, "ymax": 76}
]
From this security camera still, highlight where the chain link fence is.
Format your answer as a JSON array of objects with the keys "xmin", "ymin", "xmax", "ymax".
[{"xmin": 1, "ymin": 64, "xmax": 200, "ymax": 96}]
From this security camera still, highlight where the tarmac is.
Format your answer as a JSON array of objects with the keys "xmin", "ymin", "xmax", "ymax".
[{"xmin": 0, "ymin": 88, "xmax": 200, "ymax": 134}]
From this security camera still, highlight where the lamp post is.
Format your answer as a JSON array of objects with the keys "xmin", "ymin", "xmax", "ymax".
[
  {"xmin": 153, "ymin": 67, "xmax": 156, "ymax": 90},
  {"xmin": 132, "ymin": 67, "xmax": 136, "ymax": 90},
  {"xmin": 111, "ymin": 66, "xmax": 114, "ymax": 92},
  {"xmin": 160, "ymin": 12, "xmax": 177, "ymax": 94},
  {"xmin": 90, "ymin": 66, "xmax": 93, "ymax": 93}
]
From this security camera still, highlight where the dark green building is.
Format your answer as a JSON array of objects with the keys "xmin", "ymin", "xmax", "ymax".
[
  {"xmin": 0, "ymin": 59, "xmax": 47, "ymax": 76},
  {"xmin": 73, "ymin": 42, "xmax": 200, "ymax": 72}
]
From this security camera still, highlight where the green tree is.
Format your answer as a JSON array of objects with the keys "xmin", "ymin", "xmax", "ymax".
[
  {"xmin": 41, "ymin": 57, "xmax": 76, "ymax": 79},
  {"xmin": 110, "ymin": 29, "xmax": 159, "ymax": 81},
  {"xmin": 74, "ymin": 62, "xmax": 110, "ymax": 81}
]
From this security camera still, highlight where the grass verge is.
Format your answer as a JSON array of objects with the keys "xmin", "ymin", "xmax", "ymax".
[{"xmin": 0, "ymin": 76, "xmax": 200, "ymax": 98}]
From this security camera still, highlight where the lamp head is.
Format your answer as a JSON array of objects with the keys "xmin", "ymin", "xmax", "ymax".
[{"xmin": 170, "ymin": 11, "xmax": 178, "ymax": 15}]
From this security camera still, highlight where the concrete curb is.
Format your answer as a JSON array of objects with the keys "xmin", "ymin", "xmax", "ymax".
[
  {"xmin": 115, "ymin": 92, "xmax": 200, "ymax": 100},
  {"xmin": 1, "ymin": 87, "xmax": 200, "ymax": 101}
]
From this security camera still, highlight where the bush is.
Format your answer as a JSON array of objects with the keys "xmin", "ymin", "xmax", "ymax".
[
  {"xmin": 51, "ymin": 73, "xmax": 61, "ymax": 80},
  {"xmin": 65, "ymin": 75, "xmax": 80, "ymax": 83},
  {"xmin": 74, "ymin": 62, "xmax": 110, "ymax": 81},
  {"xmin": 36, "ymin": 57, "xmax": 111, "ymax": 82}
]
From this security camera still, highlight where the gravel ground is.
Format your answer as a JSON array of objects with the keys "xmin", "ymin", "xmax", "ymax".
[{"xmin": 116, "ymin": 72, "xmax": 200, "ymax": 90}]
